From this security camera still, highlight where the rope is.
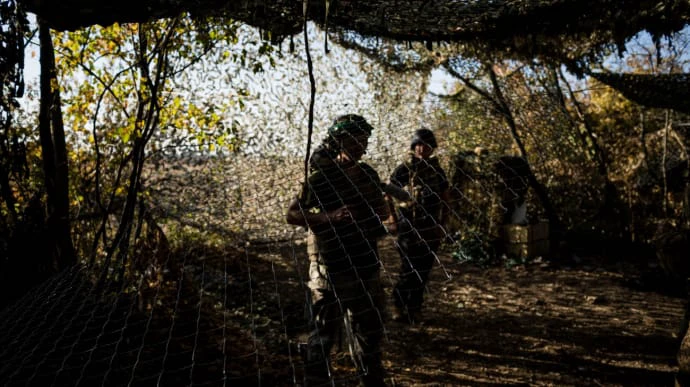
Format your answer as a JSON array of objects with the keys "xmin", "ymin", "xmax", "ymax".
[{"xmin": 303, "ymin": 0, "xmax": 316, "ymax": 185}]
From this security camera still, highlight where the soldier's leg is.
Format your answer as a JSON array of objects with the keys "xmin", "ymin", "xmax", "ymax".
[
  {"xmin": 405, "ymin": 237, "xmax": 440, "ymax": 318},
  {"xmin": 396, "ymin": 227, "xmax": 439, "ymax": 319},
  {"xmin": 396, "ymin": 220, "xmax": 443, "ymax": 321},
  {"xmin": 393, "ymin": 220, "xmax": 415, "ymax": 315},
  {"xmin": 304, "ymin": 231, "xmax": 339, "ymax": 385},
  {"xmin": 335, "ymin": 270, "xmax": 387, "ymax": 386},
  {"xmin": 358, "ymin": 273, "xmax": 387, "ymax": 386},
  {"xmin": 304, "ymin": 291, "xmax": 341, "ymax": 386},
  {"xmin": 307, "ymin": 231, "xmax": 330, "ymax": 319}
]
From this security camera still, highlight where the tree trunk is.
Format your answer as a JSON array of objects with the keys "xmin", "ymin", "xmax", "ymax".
[{"xmin": 39, "ymin": 19, "xmax": 76, "ymax": 271}]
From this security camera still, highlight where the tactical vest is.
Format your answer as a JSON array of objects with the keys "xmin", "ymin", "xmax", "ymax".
[{"xmin": 397, "ymin": 156, "xmax": 446, "ymax": 225}]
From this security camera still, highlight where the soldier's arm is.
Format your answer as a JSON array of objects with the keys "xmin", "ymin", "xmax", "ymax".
[
  {"xmin": 286, "ymin": 198, "xmax": 352, "ymax": 233},
  {"xmin": 382, "ymin": 183, "xmax": 412, "ymax": 202}
]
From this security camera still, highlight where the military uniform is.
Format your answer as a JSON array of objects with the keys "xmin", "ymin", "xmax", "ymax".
[
  {"xmin": 305, "ymin": 145, "xmax": 334, "ymax": 321},
  {"xmin": 296, "ymin": 120, "xmax": 388, "ymax": 386},
  {"xmin": 390, "ymin": 139, "xmax": 449, "ymax": 322}
]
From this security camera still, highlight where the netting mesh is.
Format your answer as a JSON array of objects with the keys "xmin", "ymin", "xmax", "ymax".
[
  {"xmin": 1, "ymin": 19, "xmax": 688, "ymax": 387},
  {"xmin": 0, "ymin": 129, "xmax": 515, "ymax": 385},
  {"xmin": 0, "ymin": 124, "xmax": 563, "ymax": 386}
]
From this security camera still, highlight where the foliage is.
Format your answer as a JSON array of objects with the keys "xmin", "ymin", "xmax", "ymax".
[
  {"xmin": 452, "ymin": 236, "xmax": 496, "ymax": 268},
  {"xmin": 44, "ymin": 14, "xmax": 276, "ymax": 276},
  {"xmin": 583, "ymin": 30, "xmax": 690, "ymax": 241},
  {"xmin": 423, "ymin": 28, "xmax": 690, "ymax": 258},
  {"xmin": 0, "ymin": 0, "xmax": 29, "ymax": 222}
]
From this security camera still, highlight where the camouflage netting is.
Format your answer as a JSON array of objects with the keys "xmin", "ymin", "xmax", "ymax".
[
  {"xmin": 21, "ymin": 0, "xmax": 690, "ymax": 116},
  {"xmin": 1, "ymin": 0, "xmax": 690, "ymax": 386},
  {"xmin": 591, "ymin": 73, "xmax": 690, "ymax": 115},
  {"xmin": 20, "ymin": 0, "xmax": 690, "ymax": 64}
]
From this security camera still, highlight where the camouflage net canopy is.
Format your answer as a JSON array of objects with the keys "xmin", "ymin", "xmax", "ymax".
[
  {"xmin": 591, "ymin": 73, "xmax": 690, "ymax": 114},
  {"xmin": 1, "ymin": 1, "xmax": 689, "ymax": 386},
  {"xmin": 21, "ymin": 0, "xmax": 690, "ymax": 64},
  {"xmin": 20, "ymin": 0, "xmax": 690, "ymax": 113}
]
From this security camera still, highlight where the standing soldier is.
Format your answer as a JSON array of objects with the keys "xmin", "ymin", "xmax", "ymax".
[
  {"xmin": 305, "ymin": 139, "xmax": 409, "ymax": 322},
  {"xmin": 286, "ymin": 114, "xmax": 390, "ymax": 386},
  {"xmin": 389, "ymin": 128, "xmax": 450, "ymax": 323}
]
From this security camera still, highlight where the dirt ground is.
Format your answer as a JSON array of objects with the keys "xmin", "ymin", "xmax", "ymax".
[
  {"xmin": 260, "ymin": 235, "xmax": 687, "ymax": 386},
  {"xmin": 1, "ymin": 234, "xmax": 685, "ymax": 387}
]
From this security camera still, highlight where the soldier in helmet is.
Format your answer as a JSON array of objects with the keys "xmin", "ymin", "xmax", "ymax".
[
  {"xmin": 389, "ymin": 128, "xmax": 450, "ymax": 323},
  {"xmin": 305, "ymin": 128, "xmax": 408, "ymax": 329},
  {"xmin": 286, "ymin": 114, "xmax": 390, "ymax": 386}
]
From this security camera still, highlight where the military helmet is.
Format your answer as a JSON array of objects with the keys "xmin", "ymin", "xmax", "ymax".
[
  {"xmin": 327, "ymin": 114, "xmax": 373, "ymax": 139},
  {"xmin": 410, "ymin": 128, "xmax": 437, "ymax": 149}
]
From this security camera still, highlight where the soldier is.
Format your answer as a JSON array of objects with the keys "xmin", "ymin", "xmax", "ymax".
[
  {"xmin": 389, "ymin": 128, "xmax": 450, "ymax": 323},
  {"xmin": 305, "ymin": 145, "xmax": 407, "ymax": 325},
  {"xmin": 286, "ymin": 114, "xmax": 390, "ymax": 386},
  {"xmin": 494, "ymin": 155, "xmax": 530, "ymax": 226}
]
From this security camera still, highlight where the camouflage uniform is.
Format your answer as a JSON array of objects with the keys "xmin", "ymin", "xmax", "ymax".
[
  {"xmin": 305, "ymin": 145, "xmax": 333, "ymax": 318},
  {"xmin": 390, "ymin": 129, "xmax": 449, "ymax": 322},
  {"xmin": 305, "ymin": 147, "xmax": 410, "ymax": 311},
  {"xmin": 297, "ymin": 117, "xmax": 388, "ymax": 386},
  {"xmin": 306, "ymin": 230, "xmax": 328, "ymax": 311}
]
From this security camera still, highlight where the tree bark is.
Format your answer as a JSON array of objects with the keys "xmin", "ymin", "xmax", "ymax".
[{"xmin": 39, "ymin": 19, "xmax": 76, "ymax": 270}]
